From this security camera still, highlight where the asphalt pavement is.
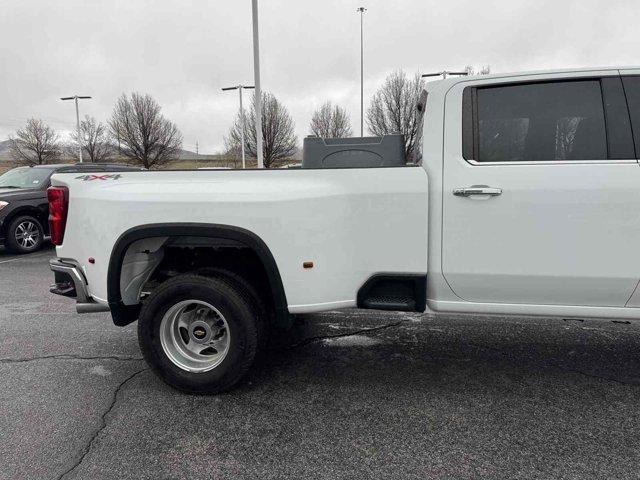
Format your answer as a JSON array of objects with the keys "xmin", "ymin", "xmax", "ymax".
[{"xmin": 1, "ymin": 246, "xmax": 640, "ymax": 479}]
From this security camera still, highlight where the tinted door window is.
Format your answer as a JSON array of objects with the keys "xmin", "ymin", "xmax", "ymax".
[
  {"xmin": 601, "ymin": 77, "xmax": 635, "ymax": 158},
  {"xmin": 622, "ymin": 76, "xmax": 640, "ymax": 156},
  {"xmin": 476, "ymin": 81, "xmax": 607, "ymax": 162}
]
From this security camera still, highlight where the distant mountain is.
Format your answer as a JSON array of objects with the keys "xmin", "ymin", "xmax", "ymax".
[
  {"xmin": 176, "ymin": 148, "xmax": 200, "ymax": 159},
  {"xmin": 0, "ymin": 140, "xmax": 12, "ymax": 161},
  {"xmin": 0, "ymin": 141, "xmax": 201, "ymax": 162},
  {"xmin": 0, "ymin": 139, "xmax": 11, "ymax": 154}
]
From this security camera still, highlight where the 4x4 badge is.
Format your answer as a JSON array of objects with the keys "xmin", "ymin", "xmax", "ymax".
[{"xmin": 75, "ymin": 174, "xmax": 122, "ymax": 181}]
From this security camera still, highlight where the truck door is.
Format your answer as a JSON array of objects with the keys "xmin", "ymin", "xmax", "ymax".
[{"xmin": 441, "ymin": 72, "xmax": 640, "ymax": 307}]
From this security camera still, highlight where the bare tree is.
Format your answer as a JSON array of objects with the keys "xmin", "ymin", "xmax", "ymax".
[
  {"xmin": 109, "ymin": 93, "xmax": 182, "ymax": 169},
  {"xmin": 9, "ymin": 118, "xmax": 60, "ymax": 165},
  {"xmin": 309, "ymin": 102, "xmax": 353, "ymax": 138},
  {"xmin": 366, "ymin": 70, "xmax": 425, "ymax": 161},
  {"xmin": 465, "ymin": 65, "xmax": 492, "ymax": 76},
  {"xmin": 69, "ymin": 115, "xmax": 112, "ymax": 163},
  {"xmin": 225, "ymin": 92, "xmax": 297, "ymax": 168},
  {"xmin": 555, "ymin": 117, "xmax": 581, "ymax": 159}
]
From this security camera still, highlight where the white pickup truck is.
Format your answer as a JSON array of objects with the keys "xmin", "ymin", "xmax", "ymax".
[{"xmin": 49, "ymin": 67, "xmax": 640, "ymax": 393}]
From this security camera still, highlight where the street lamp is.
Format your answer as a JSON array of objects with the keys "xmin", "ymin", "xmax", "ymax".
[
  {"xmin": 251, "ymin": 0, "xmax": 264, "ymax": 168},
  {"xmin": 60, "ymin": 95, "xmax": 91, "ymax": 163},
  {"xmin": 222, "ymin": 85, "xmax": 255, "ymax": 169},
  {"xmin": 357, "ymin": 6, "xmax": 367, "ymax": 137}
]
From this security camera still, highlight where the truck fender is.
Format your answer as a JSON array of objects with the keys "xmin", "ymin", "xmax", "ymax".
[{"xmin": 106, "ymin": 223, "xmax": 288, "ymax": 327}]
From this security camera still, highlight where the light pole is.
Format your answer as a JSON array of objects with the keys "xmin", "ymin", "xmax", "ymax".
[
  {"xmin": 61, "ymin": 95, "xmax": 91, "ymax": 163},
  {"xmin": 357, "ymin": 7, "xmax": 366, "ymax": 137},
  {"xmin": 251, "ymin": 0, "xmax": 264, "ymax": 168},
  {"xmin": 222, "ymin": 85, "xmax": 255, "ymax": 169}
]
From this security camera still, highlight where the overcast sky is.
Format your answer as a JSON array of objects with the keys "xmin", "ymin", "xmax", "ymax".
[{"xmin": 1, "ymin": 0, "xmax": 639, "ymax": 153}]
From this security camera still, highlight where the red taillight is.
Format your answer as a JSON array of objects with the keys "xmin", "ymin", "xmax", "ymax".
[{"xmin": 47, "ymin": 186, "xmax": 69, "ymax": 246}]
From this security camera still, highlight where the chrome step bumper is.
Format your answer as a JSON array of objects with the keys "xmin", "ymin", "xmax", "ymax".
[{"xmin": 49, "ymin": 258, "xmax": 110, "ymax": 313}]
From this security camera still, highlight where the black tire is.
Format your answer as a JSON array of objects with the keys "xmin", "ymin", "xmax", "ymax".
[
  {"xmin": 5, "ymin": 215, "xmax": 44, "ymax": 254},
  {"xmin": 195, "ymin": 267, "xmax": 270, "ymax": 351},
  {"xmin": 138, "ymin": 274, "xmax": 262, "ymax": 394}
]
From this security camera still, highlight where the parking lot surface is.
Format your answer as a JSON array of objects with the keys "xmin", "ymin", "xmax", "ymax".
[{"xmin": 1, "ymin": 247, "xmax": 640, "ymax": 479}]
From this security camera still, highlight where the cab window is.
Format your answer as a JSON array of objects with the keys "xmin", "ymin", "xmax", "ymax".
[{"xmin": 463, "ymin": 78, "xmax": 635, "ymax": 162}]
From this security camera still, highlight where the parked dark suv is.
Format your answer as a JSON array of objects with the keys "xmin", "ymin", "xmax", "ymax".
[{"xmin": 0, "ymin": 163, "xmax": 143, "ymax": 254}]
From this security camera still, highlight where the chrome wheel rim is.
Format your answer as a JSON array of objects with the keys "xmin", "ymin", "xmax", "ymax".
[
  {"xmin": 15, "ymin": 221, "xmax": 40, "ymax": 249},
  {"xmin": 159, "ymin": 300, "xmax": 231, "ymax": 373}
]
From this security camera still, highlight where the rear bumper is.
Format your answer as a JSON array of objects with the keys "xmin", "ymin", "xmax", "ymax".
[{"xmin": 49, "ymin": 258, "xmax": 110, "ymax": 313}]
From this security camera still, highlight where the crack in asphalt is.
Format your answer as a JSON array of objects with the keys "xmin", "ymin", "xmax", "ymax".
[
  {"xmin": 0, "ymin": 354, "xmax": 143, "ymax": 364},
  {"xmin": 563, "ymin": 367, "xmax": 640, "ymax": 386},
  {"xmin": 54, "ymin": 368, "xmax": 148, "ymax": 480},
  {"xmin": 273, "ymin": 321, "xmax": 402, "ymax": 351},
  {"xmin": 273, "ymin": 322, "xmax": 640, "ymax": 387},
  {"xmin": 466, "ymin": 342, "xmax": 640, "ymax": 387}
]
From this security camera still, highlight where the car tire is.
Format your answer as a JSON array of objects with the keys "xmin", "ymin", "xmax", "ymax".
[
  {"xmin": 5, "ymin": 215, "xmax": 44, "ymax": 254},
  {"xmin": 194, "ymin": 267, "xmax": 270, "ymax": 352},
  {"xmin": 138, "ymin": 274, "xmax": 262, "ymax": 394}
]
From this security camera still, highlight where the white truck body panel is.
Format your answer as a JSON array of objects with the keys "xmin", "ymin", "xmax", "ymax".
[
  {"xmin": 52, "ymin": 167, "xmax": 428, "ymax": 312},
  {"xmin": 422, "ymin": 67, "xmax": 640, "ymax": 319},
  {"xmin": 441, "ymin": 69, "xmax": 640, "ymax": 308}
]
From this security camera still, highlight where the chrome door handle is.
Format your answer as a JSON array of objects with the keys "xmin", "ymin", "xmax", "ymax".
[{"xmin": 453, "ymin": 187, "xmax": 502, "ymax": 197}]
